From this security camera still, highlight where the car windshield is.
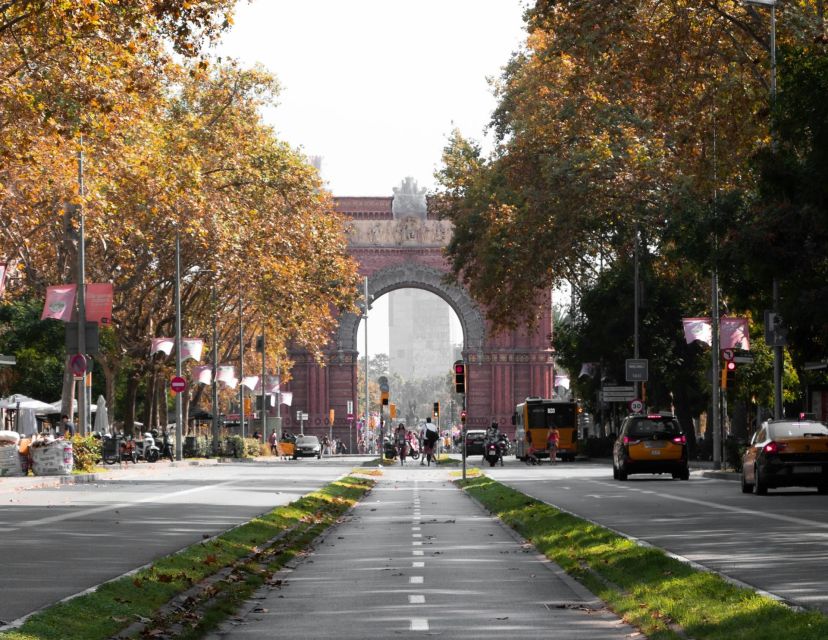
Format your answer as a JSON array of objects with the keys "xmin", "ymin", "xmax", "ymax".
[
  {"xmin": 627, "ymin": 418, "xmax": 681, "ymax": 439},
  {"xmin": 467, "ymin": 432, "xmax": 485, "ymax": 441},
  {"xmin": 770, "ymin": 422, "xmax": 828, "ymax": 439},
  {"xmin": 296, "ymin": 436, "xmax": 318, "ymax": 445}
]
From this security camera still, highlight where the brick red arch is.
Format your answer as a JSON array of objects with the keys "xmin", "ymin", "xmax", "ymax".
[{"xmin": 282, "ymin": 196, "xmax": 556, "ymax": 440}]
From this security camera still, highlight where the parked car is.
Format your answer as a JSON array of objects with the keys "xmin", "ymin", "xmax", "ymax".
[
  {"xmin": 292, "ymin": 435, "xmax": 322, "ymax": 460},
  {"xmin": 464, "ymin": 430, "xmax": 486, "ymax": 456},
  {"xmin": 741, "ymin": 419, "xmax": 828, "ymax": 495},
  {"xmin": 613, "ymin": 413, "xmax": 689, "ymax": 481}
]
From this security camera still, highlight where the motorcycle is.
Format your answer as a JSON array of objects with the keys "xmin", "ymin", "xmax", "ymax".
[
  {"xmin": 484, "ymin": 439, "xmax": 501, "ymax": 467},
  {"xmin": 135, "ymin": 432, "xmax": 160, "ymax": 463}
]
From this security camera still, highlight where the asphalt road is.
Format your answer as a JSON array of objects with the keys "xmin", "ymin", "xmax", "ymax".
[
  {"xmin": 206, "ymin": 467, "xmax": 640, "ymax": 639},
  {"xmin": 0, "ymin": 459, "xmax": 355, "ymax": 624},
  {"xmin": 487, "ymin": 458, "xmax": 828, "ymax": 612}
]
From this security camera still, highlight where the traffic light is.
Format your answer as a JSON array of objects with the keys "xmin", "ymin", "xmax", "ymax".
[
  {"xmin": 433, "ymin": 401, "xmax": 440, "ymax": 417},
  {"xmin": 454, "ymin": 360, "xmax": 465, "ymax": 394},
  {"xmin": 381, "ymin": 390, "xmax": 389, "ymax": 406},
  {"xmin": 721, "ymin": 360, "xmax": 736, "ymax": 389},
  {"xmin": 460, "ymin": 409, "xmax": 467, "ymax": 423},
  {"xmin": 390, "ymin": 403, "xmax": 397, "ymax": 419}
]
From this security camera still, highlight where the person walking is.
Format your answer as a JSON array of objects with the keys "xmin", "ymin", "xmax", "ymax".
[
  {"xmin": 547, "ymin": 425, "xmax": 560, "ymax": 464},
  {"xmin": 60, "ymin": 415, "xmax": 74, "ymax": 438},
  {"xmin": 395, "ymin": 423, "xmax": 408, "ymax": 465},
  {"xmin": 268, "ymin": 430, "xmax": 278, "ymax": 455}
]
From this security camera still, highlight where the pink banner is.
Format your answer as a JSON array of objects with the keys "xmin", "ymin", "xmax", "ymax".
[
  {"xmin": 150, "ymin": 338, "xmax": 174, "ymax": 356},
  {"xmin": 0, "ymin": 263, "xmax": 7, "ymax": 299},
  {"xmin": 241, "ymin": 375, "xmax": 259, "ymax": 391},
  {"xmin": 180, "ymin": 338, "xmax": 204, "ymax": 362},
  {"xmin": 682, "ymin": 317, "xmax": 712, "ymax": 346},
  {"xmin": 41, "ymin": 285, "xmax": 76, "ymax": 321},
  {"xmin": 554, "ymin": 374, "xmax": 570, "ymax": 390},
  {"xmin": 85, "ymin": 283, "xmax": 113, "ymax": 324},
  {"xmin": 216, "ymin": 365, "xmax": 237, "ymax": 389},
  {"xmin": 280, "ymin": 391, "xmax": 293, "ymax": 407},
  {"xmin": 191, "ymin": 365, "xmax": 212, "ymax": 385},
  {"xmin": 720, "ymin": 316, "xmax": 750, "ymax": 350}
]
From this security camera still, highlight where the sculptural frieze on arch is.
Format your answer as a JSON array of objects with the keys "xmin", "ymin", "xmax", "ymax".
[{"xmin": 344, "ymin": 218, "xmax": 453, "ymax": 248}]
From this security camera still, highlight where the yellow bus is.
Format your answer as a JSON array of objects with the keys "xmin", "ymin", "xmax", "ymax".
[{"xmin": 513, "ymin": 397, "xmax": 579, "ymax": 462}]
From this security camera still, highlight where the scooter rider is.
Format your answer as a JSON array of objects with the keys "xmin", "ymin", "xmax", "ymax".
[{"xmin": 485, "ymin": 421, "xmax": 503, "ymax": 465}]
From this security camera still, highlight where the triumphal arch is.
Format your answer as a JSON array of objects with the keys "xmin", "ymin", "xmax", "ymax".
[{"xmin": 281, "ymin": 178, "xmax": 556, "ymax": 439}]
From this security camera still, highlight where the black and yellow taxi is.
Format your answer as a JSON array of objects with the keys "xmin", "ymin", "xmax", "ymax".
[
  {"xmin": 741, "ymin": 419, "xmax": 828, "ymax": 495},
  {"xmin": 613, "ymin": 413, "xmax": 689, "ymax": 481}
]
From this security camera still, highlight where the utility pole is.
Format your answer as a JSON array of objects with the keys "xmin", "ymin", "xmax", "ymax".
[
  {"xmin": 211, "ymin": 282, "xmax": 219, "ymax": 456},
  {"xmin": 364, "ymin": 276, "xmax": 370, "ymax": 453},
  {"xmin": 174, "ymin": 230, "xmax": 183, "ymax": 460},
  {"xmin": 239, "ymin": 297, "xmax": 245, "ymax": 439}
]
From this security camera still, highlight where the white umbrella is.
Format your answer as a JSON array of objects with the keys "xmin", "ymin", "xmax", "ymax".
[
  {"xmin": 94, "ymin": 395, "xmax": 109, "ymax": 433},
  {"xmin": 17, "ymin": 409, "xmax": 38, "ymax": 437},
  {"xmin": 46, "ymin": 399, "xmax": 96, "ymax": 415},
  {"xmin": 0, "ymin": 394, "xmax": 54, "ymax": 412}
]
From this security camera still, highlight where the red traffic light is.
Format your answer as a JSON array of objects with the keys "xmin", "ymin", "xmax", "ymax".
[
  {"xmin": 726, "ymin": 361, "xmax": 736, "ymax": 371},
  {"xmin": 454, "ymin": 363, "xmax": 465, "ymax": 374},
  {"xmin": 460, "ymin": 410, "xmax": 467, "ymax": 422}
]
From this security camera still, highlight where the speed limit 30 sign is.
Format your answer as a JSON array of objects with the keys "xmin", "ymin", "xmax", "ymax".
[{"xmin": 629, "ymin": 399, "xmax": 644, "ymax": 413}]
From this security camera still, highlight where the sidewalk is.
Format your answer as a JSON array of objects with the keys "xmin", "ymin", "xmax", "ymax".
[{"xmin": 205, "ymin": 467, "xmax": 643, "ymax": 639}]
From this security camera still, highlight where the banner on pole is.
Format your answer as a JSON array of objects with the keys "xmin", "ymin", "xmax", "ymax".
[
  {"xmin": 682, "ymin": 317, "xmax": 712, "ymax": 346},
  {"xmin": 720, "ymin": 316, "xmax": 750, "ymax": 350},
  {"xmin": 280, "ymin": 391, "xmax": 293, "ymax": 407},
  {"xmin": 180, "ymin": 338, "xmax": 204, "ymax": 362},
  {"xmin": 85, "ymin": 283, "xmax": 113, "ymax": 324},
  {"xmin": 150, "ymin": 337, "xmax": 175, "ymax": 356},
  {"xmin": 41, "ymin": 285, "xmax": 77, "ymax": 321},
  {"xmin": 191, "ymin": 365, "xmax": 212, "ymax": 385}
]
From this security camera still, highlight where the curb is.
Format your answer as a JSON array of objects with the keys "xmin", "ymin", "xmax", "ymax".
[{"xmin": 700, "ymin": 469, "xmax": 740, "ymax": 481}]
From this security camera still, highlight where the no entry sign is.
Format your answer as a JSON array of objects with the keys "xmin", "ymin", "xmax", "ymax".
[
  {"xmin": 70, "ymin": 354, "xmax": 87, "ymax": 376},
  {"xmin": 170, "ymin": 376, "xmax": 187, "ymax": 394}
]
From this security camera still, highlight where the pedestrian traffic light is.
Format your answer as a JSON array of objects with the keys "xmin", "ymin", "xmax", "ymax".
[
  {"xmin": 454, "ymin": 360, "xmax": 465, "ymax": 394},
  {"xmin": 433, "ymin": 401, "xmax": 440, "ymax": 417},
  {"xmin": 390, "ymin": 403, "xmax": 397, "ymax": 419},
  {"xmin": 460, "ymin": 409, "xmax": 467, "ymax": 423},
  {"xmin": 721, "ymin": 361, "xmax": 736, "ymax": 389},
  {"xmin": 381, "ymin": 390, "xmax": 389, "ymax": 406}
]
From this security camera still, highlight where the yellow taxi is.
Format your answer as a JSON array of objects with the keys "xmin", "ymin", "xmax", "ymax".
[
  {"xmin": 741, "ymin": 419, "xmax": 828, "ymax": 495},
  {"xmin": 613, "ymin": 413, "xmax": 689, "ymax": 481}
]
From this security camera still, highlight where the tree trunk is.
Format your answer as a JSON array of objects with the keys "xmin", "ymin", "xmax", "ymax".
[
  {"xmin": 60, "ymin": 356, "xmax": 75, "ymax": 421},
  {"xmin": 144, "ymin": 369, "xmax": 156, "ymax": 431},
  {"xmin": 123, "ymin": 374, "xmax": 140, "ymax": 436}
]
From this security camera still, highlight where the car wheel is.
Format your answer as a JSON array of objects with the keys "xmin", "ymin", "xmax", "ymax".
[
  {"xmin": 680, "ymin": 467, "xmax": 690, "ymax": 481},
  {"xmin": 317, "ymin": 453, "xmax": 321, "ymax": 459},
  {"xmin": 617, "ymin": 467, "xmax": 628, "ymax": 481},
  {"xmin": 291, "ymin": 456, "xmax": 297, "ymax": 461},
  {"xmin": 741, "ymin": 470, "xmax": 753, "ymax": 493},
  {"xmin": 817, "ymin": 484, "xmax": 828, "ymax": 495},
  {"xmin": 753, "ymin": 465, "xmax": 768, "ymax": 495},
  {"xmin": 148, "ymin": 450, "xmax": 159, "ymax": 463},
  {"xmin": 103, "ymin": 454, "xmax": 117, "ymax": 465},
  {"xmin": 612, "ymin": 464, "xmax": 619, "ymax": 480}
]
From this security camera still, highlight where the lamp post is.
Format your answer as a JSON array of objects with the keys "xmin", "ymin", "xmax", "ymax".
[
  {"xmin": 174, "ymin": 229, "xmax": 183, "ymax": 461},
  {"xmin": 76, "ymin": 139, "xmax": 88, "ymax": 436},
  {"xmin": 363, "ymin": 276, "xmax": 371, "ymax": 454},
  {"xmin": 238, "ymin": 296, "xmax": 245, "ymax": 439},
  {"xmin": 744, "ymin": 0, "xmax": 781, "ymax": 418}
]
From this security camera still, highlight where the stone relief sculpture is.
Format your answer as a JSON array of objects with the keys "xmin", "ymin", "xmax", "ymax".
[{"xmin": 347, "ymin": 219, "xmax": 452, "ymax": 247}]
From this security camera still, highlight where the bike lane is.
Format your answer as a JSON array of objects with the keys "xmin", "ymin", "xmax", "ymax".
[{"xmin": 205, "ymin": 467, "xmax": 642, "ymax": 639}]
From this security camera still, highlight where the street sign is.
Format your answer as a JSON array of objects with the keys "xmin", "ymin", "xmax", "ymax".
[
  {"xmin": 601, "ymin": 385, "xmax": 636, "ymax": 402},
  {"xmin": 625, "ymin": 359, "xmax": 648, "ymax": 382},
  {"xmin": 733, "ymin": 355, "xmax": 754, "ymax": 364},
  {"xmin": 347, "ymin": 400, "xmax": 353, "ymax": 414},
  {"xmin": 347, "ymin": 413, "xmax": 354, "ymax": 421},
  {"xmin": 170, "ymin": 376, "xmax": 186, "ymax": 393},
  {"xmin": 629, "ymin": 399, "xmax": 644, "ymax": 413},
  {"xmin": 301, "ymin": 412, "xmax": 309, "ymax": 421},
  {"xmin": 803, "ymin": 361, "xmax": 828, "ymax": 371},
  {"xmin": 0, "ymin": 355, "xmax": 16, "ymax": 366},
  {"xmin": 65, "ymin": 322, "xmax": 100, "ymax": 355},
  {"xmin": 296, "ymin": 410, "xmax": 302, "ymax": 420},
  {"xmin": 70, "ymin": 353, "xmax": 87, "ymax": 376},
  {"xmin": 722, "ymin": 349, "xmax": 734, "ymax": 361}
]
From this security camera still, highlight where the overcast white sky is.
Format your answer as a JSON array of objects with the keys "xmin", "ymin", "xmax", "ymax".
[{"xmin": 216, "ymin": 0, "xmax": 529, "ymax": 355}]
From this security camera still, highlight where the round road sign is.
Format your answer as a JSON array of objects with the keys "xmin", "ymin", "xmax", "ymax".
[
  {"xmin": 722, "ymin": 349, "xmax": 734, "ymax": 361},
  {"xmin": 170, "ymin": 376, "xmax": 187, "ymax": 394},
  {"xmin": 629, "ymin": 399, "xmax": 644, "ymax": 413},
  {"xmin": 70, "ymin": 354, "xmax": 87, "ymax": 376}
]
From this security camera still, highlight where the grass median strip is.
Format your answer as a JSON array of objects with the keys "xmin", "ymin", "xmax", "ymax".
[
  {"xmin": 0, "ymin": 475, "xmax": 374, "ymax": 640},
  {"xmin": 459, "ymin": 475, "xmax": 828, "ymax": 640}
]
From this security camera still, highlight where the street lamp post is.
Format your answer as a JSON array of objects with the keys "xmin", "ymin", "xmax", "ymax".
[
  {"xmin": 744, "ymin": 0, "xmax": 781, "ymax": 418},
  {"xmin": 363, "ymin": 276, "xmax": 371, "ymax": 454},
  {"xmin": 238, "ymin": 297, "xmax": 245, "ymax": 439},
  {"xmin": 174, "ymin": 229, "xmax": 183, "ymax": 461},
  {"xmin": 211, "ymin": 281, "xmax": 219, "ymax": 456}
]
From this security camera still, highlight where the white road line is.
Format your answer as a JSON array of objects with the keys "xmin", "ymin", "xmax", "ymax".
[
  {"xmin": 409, "ymin": 595, "xmax": 426, "ymax": 604},
  {"xmin": 413, "ymin": 550, "xmax": 424, "ymax": 556},
  {"xmin": 412, "ymin": 526, "xmax": 421, "ymax": 531},
  {"xmin": 589, "ymin": 479, "xmax": 828, "ymax": 530},
  {"xmin": 10, "ymin": 480, "xmax": 238, "ymax": 529},
  {"xmin": 412, "ymin": 533, "xmax": 422, "ymax": 538},
  {"xmin": 412, "ymin": 561, "xmax": 424, "ymax": 568},
  {"xmin": 410, "ymin": 576, "xmax": 423, "ymax": 584},
  {"xmin": 410, "ymin": 618, "xmax": 429, "ymax": 631},
  {"xmin": 412, "ymin": 541, "xmax": 422, "ymax": 546}
]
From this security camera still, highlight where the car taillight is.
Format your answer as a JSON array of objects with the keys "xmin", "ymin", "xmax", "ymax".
[
  {"xmin": 623, "ymin": 436, "xmax": 640, "ymax": 445},
  {"xmin": 672, "ymin": 435, "xmax": 686, "ymax": 445},
  {"xmin": 763, "ymin": 441, "xmax": 787, "ymax": 454}
]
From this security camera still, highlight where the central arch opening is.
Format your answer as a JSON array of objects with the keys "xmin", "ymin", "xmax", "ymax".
[{"xmin": 357, "ymin": 288, "xmax": 462, "ymax": 435}]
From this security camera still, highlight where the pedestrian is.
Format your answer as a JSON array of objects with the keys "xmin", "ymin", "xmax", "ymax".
[
  {"xmin": 547, "ymin": 425, "xmax": 560, "ymax": 463},
  {"xmin": 525, "ymin": 429, "xmax": 539, "ymax": 465},
  {"xmin": 422, "ymin": 417, "xmax": 439, "ymax": 466},
  {"xmin": 252, "ymin": 429, "xmax": 261, "ymax": 443},
  {"xmin": 268, "ymin": 430, "xmax": 278, "ymax": 455},
  {"xmin": 395, "ymin": 423, "xmax": 407, "ymax": 465},
  {"xmin": 60, "ymin": 415, "xmax": 74, "ymax": 438},
  {"xmin": 322, "ymin": 434, "xmax": 330, "ymax": 455}
]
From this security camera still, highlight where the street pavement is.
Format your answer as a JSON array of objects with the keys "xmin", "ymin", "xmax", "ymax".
[
  {"xmin": 0, "ymin": 457, "xmax": 357, "ymax": 625},
  {"xmin": 205, "ymin": 465, "xmax": 641, "ymax": 639},
  {"xmin": 487, "ymin": 458, "xmax": 828, "ymax": 612}
]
